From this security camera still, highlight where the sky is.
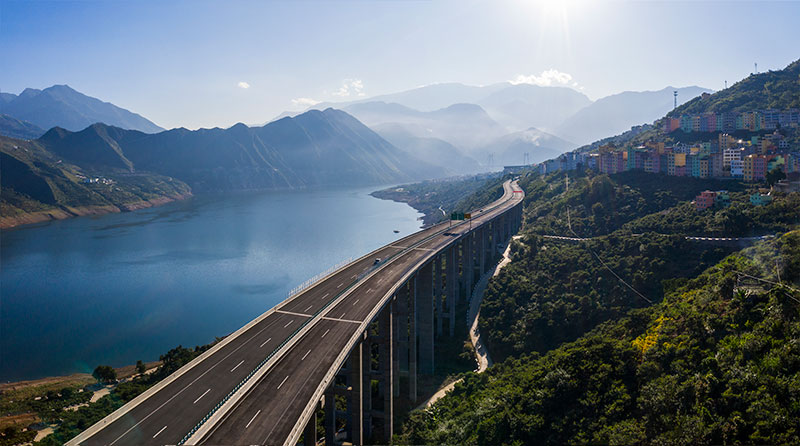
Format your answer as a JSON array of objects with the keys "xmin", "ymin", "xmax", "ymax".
[{"xmin": 1, "ymin": 0, "xmax": 799, "ymax": 130}]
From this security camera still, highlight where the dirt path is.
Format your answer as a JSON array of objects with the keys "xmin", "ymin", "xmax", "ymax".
[{"xmin": 418, "ymin": 236, "xmax": 519, "ymax": 409}]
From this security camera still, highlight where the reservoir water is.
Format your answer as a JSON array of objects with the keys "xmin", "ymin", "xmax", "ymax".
[{"xmin": 0, "ymin": 186, "xmax": 422, "ymax": 382}]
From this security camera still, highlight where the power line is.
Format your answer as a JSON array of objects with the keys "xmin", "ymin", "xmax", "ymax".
[{"xmin": 566, "ymin": 205, "xmax": 652, "ymax": 305}]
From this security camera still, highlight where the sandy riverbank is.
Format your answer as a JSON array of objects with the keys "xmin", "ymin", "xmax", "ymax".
[{"xmin": 0, "ymin": 193, "xmax": 192, "ymax": 230}]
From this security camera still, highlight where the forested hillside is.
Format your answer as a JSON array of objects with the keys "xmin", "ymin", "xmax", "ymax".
[
  {"xmin": 397, "ymin": 168, "xmax": 800, "ymax": 445},
  {"xmin": 669, "ymin": 59, "xmax": 800, "ymax": 116}
]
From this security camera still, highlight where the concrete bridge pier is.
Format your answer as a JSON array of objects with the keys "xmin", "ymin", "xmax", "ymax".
[
  {"xmin": 346, "ymin": 339, "xmax": 364, "ymax": 445},
  {"xmin": 417, "ymin": 262, "xmax": 434, "ymax": 375},
  {"xmin": 479, "ymin": 225, "xmax": 487, "ymax": 275},
  {"xmin": 446, "ymin": 245, "xmax": 457, "ymax": 336},
  {"xmin": 463, "ymin": 233, "xmax": 474, "ymax": 297},
  {"xmin": 303, "ymin": 400, "xmax": 319, "ymax": 446},
  {"xmin": 377, "ymin": 302, "xmax": 393, "ymax": 442},
  {"xmin": 434, "ymin": 255, "xmax": 444, "ymax": 336},
  {"xmin": 324, "ymin": 388, "xmax": 335, "ymax": 445}
]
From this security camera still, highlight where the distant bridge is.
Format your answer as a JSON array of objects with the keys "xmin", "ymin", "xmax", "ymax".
[{"xmin": 68, "ymin": 180, "xmax": 524, "ymax": 446}]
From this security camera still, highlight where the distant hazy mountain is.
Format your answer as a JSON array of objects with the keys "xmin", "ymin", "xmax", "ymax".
[
  {"xmin": 475, "ymin": 84, "xmax": 591, "ymax": 132},
  {"xmin": 555, "ymin": 86, "xmax": 711, "ymax": 146},
  {"xmin": 0, "ymin": 85, "xmax": 164, "ymax": 133},
  {"xmin": 305, "ymin": 82, "xmax": 508, "ymax": 113},
  {"xmin": 0, "ymin": 114, "xmax": 45, "ymax": 140},
  {"xmin": 34, "ymin": 108, "xmax": 441, "ymax": 191},
  {"xmin": 373, "ymin": 123, "xmax": 481, "ymax": 176},
  {"xmin": 479, "ymin": 127, "xmax": 575, "ymax": 167},
  {"xmin": 286, "ymin": 82, "xmax": 591, "ymax": 132},
  {"xmin": 342, "ymin": 101, "xmax": 508, "ymax": 152}
]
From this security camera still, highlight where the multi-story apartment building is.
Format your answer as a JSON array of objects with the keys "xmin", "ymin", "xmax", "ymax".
[
  {"xmin": 743, "ymin": 154, "xmax": 767, "ymax": 181},
  {"xmin": 730, "ymin": 159, "xmax": 744, "ymax": 178},
  {"xmin": 723, "ymin": 147, "xmax": 743, "ymax": 168}
]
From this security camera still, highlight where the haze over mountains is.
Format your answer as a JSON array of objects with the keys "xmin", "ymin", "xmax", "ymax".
[
  {"xmin": 282, "ymin": 81, "xmax": 710, "ymax": 169},
  {"xmin": 555, "ymin": 86, "xmax": 712, "ymax": 145},
  {"xmin": 1, "ymin": 108, "xmax": 445, "ymax": 227},
  {"xmin": 0, "ymin": 84, "xmax": 164, "ymax": 135}
]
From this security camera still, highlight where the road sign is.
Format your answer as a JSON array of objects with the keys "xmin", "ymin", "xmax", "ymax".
[
  {"xmin": 450, "ymin": 212, "xmax": 465, "ymax": 220},
  {"xmin": 464, "ymin": 213, "xmax": 471, "ymax": 219}
]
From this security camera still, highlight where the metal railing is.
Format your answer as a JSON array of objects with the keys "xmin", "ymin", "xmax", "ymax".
[{"xmin": 179, "ymin": 183, "xmax": 521, "ymax": 445}]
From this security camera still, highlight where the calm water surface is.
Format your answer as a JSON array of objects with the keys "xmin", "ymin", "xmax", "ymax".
[{"xmin": 0, "ymin": 186, "xmax": 421, "ymax": 382}]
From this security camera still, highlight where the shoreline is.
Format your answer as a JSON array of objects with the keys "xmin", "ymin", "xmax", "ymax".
[
  {"xmin": 0, "ymin": 192, "xmax": 193, "ymax": 230},
  {"xmin": 370, "ymin": 190, "xmax": 443, "ymax": 227}
]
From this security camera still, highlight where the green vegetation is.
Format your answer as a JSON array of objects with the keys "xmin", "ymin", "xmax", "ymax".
[
  {"xmin": 396, "ymin": 167, "xmax": 800, "ymax": 445},
  {"xmin": 371, "ymin": 173, "xmax": 503, "ymax": 226},
  {"xmin": 0, "ymin": 136, "xmax": 191, "ymax": 228},
  {"xmin": 91, "ymin": 366, "xmax": 116, "ymax": 384},
  {"xmin": 398, "ymin": 230, "xmax": 800, "ymax": 446},
  {"xmin": 669, "ymin": 59, "xmax": 800, "ymax": 116},
  {"xmin": 0, "ymin": 341, "xmax": 218, "ymax": 446}
]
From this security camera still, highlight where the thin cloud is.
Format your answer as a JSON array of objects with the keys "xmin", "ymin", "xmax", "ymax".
[
  {"xmin": 332, "ymin": 78, "xmax": 365, "ymax": 97},
  {"xmin": 510, "ymin": 69, "xmax": 576, "ymax": 87},
  {"xmin": 237, "ymin": 81, "xmax": 250, "ymax": 89},
  {"xmin": 291, "ymin": 97, "xmax": 321, "ymax": 107}
]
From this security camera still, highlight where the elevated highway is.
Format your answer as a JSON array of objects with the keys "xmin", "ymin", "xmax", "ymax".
[{"xmin": 68, "ymin": 180, "xmax": 524, "ymax": 446}]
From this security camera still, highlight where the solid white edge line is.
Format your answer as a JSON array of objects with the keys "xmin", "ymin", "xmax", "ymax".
[{"xmin": 281, "ymin": 181, "xmax": 522, "ymax": 446}]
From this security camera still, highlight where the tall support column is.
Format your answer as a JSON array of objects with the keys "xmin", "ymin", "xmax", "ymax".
[
  {"xmin": 324, "ymin": 389, "xmax": 336, "ymax": 446},
  {"xmin": 348, "ymin": 341, "xmax": 363, "ymax": 445},
  {"xmin": 494, "ymin": 219, "xmax": 501, "ymax": 254},
  {"xmin": 378, "ymin": 303, "xmax": 393, "ymax": 442},
  {"xmin": 434, "ymin": 255, "xmax": 443, "ymax": 336},
  {"xmin": 408, "ymin": 275, "xmax": 418, "ymax": 402},
  {"xmin": 464, "ymin": 233, "xmax": 474, "ymax": 298},
  {"xmin": 391, "ymin": 296, "xmax": 400, "ymax": 398},
  {"xmin": 304, "ymin": 402, "xmax": 318, "ymax": 446},
  {"xmin": 362, "ymin": 336, "xmax": 372, "ymax": 441},
  {"xmin": 417, "ymin": 262, "xmax": 434, "ymax": 375},
  {"xmin": 479, "ymin": 225, "xmax": 487, "ymax": 276},
  {"xmin": 397, "ymin": 286, "xmax": 409, "ymax": 373},
  {"xmin": 447, "ymin": 245, "xmax": 457, "ymax": 336}
]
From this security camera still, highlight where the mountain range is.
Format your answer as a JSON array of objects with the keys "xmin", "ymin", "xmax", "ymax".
[
  {"xmin": 0, "ymin": 85, "xmax": 164, "ymax": 134},
  {"xmin": 1, "ymin": 108, "xmax": 443, "ymax": 228},
  {"xmin": 280, "ymin": 82, "xmax": 710, "ymax": 169},
  {"xmin": 555, "ymin": 86, "xmax": 712, "ymax": 145}
]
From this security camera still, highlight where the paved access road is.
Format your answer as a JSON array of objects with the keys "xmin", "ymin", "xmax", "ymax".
[
  {"xmin": 201, "ymin": 181, "xmax": 522, "ymax": 445},
  {"xmin": 74, "ymin": 181, "xmax": 521, "ymax": 446}
]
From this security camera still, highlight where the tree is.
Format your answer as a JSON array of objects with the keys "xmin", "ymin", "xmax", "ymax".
[
  {"xmin": 136, "ymin": 360, "xmax": 146, "ymax": 374},
  {"xmin": 766, "ymin": 167, "xmax": 786, "ymax": 187},
  {"xmin": 93, "ymin": 365, "xmax": 117, "ymax": 384}
]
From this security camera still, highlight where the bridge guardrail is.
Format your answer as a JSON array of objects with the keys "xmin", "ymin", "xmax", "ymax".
[
  {"xmin": 282, "ymin": 183, "xmax": 523, "ymax": 446},
  {"xmin": 182, "ymin": 183, "xmax": 519, "ymax": 444}
]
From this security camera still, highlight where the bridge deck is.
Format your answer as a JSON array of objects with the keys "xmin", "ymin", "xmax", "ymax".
[{"xmin": 71, "ymin": 181, "xmax": 522, "ymax": 446}]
